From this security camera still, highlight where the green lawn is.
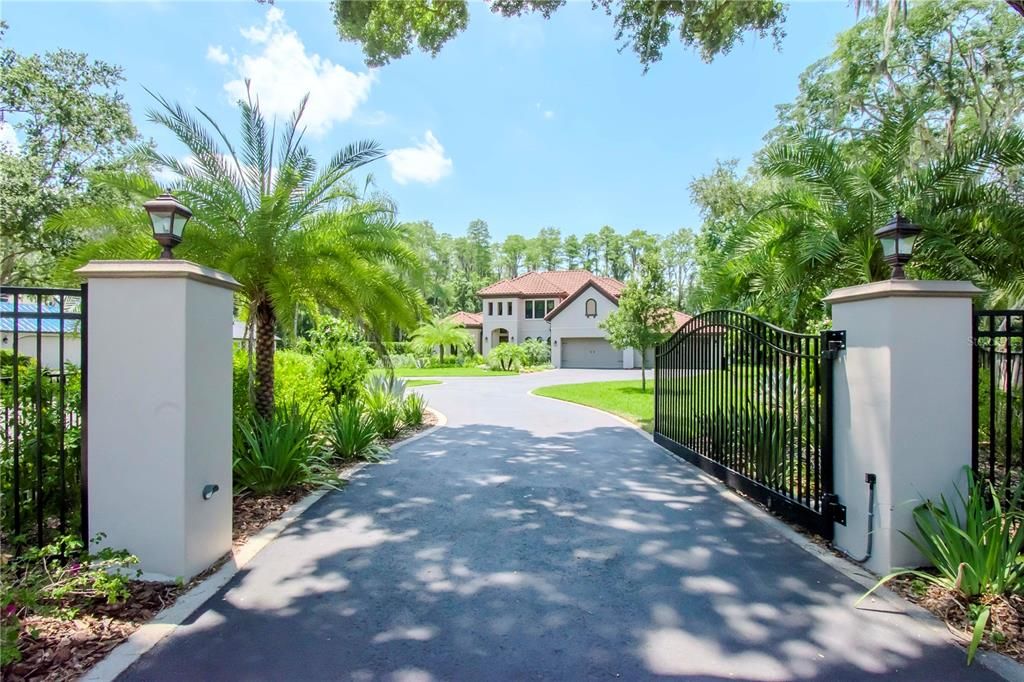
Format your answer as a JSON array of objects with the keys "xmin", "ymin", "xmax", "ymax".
[
  {"xmin": 406, "ymin": 379, "xmax": 442, "ymax": 387},
  {"xmin": 534, "ymin": 380, "xmax": 654, "ymax": 432},
  {"xmin": 389, "ymin": 367, "xmax": 517, "ymax": 377}
]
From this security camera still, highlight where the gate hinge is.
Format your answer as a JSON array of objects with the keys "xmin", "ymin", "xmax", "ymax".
[
  {"xmin": 822, "ymin": 330, "xmax": 846, "ymax": 359},
  {"xmin": 824, "ymin": 494, "xmax": 847, "ymax": 526}
]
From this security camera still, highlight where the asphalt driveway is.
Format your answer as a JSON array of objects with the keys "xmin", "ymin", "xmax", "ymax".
[{"xmin": 122, "ymin": 369, "xmax": 1001, "ymax": 681}]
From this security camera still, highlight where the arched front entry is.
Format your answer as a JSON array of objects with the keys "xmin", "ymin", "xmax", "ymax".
[{"xmin": 491, "ymin": 327, "xmax": 509, "ymax": 347}]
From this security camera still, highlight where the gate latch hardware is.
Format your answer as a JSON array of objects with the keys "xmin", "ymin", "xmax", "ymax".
[
  {"xmin": 824, "ymin": 494, "xmax": 847, "ymax": 526},
  {"xmin": 822, "ymin": 330, "xmax": 847, "ymax": 359}
]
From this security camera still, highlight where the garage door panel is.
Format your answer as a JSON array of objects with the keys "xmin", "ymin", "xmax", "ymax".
[{"xmin": 561, "ymin": 338, "xmax": 622, "ymax": 369}]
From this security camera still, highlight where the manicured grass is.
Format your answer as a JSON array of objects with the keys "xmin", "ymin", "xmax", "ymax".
[
  {"xmin": 534, "ymin": 380, "xmax": 654, "ymax": 432},
  {"xmin": 389, "ymin": 367, "xmax": 517, "ymax": 377},
  {"xmin": 406, "ymin": 379, "xmax": 442, "ymax": 387}
]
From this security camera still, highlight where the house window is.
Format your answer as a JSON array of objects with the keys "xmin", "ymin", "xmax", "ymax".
[
  {"xmin": 498, "ymin": 301, "xmax": 504, "ymax": 316},
  {"xmin": 525, "ymin": 299, "xmax": 556, "ymax": 319},
  {"xmin": 488, "ymin": 302, "xmax": 493, "ymax": 316},
  {"xmin": 585, "ymin": 298, "xmax": 598, "ymax": 317}
]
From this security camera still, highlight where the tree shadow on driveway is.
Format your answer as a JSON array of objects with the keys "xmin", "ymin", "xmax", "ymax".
[{"xmin": 121, "ymin": 423, "xmax": 996, "ymax": 681}]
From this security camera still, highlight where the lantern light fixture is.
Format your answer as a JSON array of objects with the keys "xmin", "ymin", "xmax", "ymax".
[
  {"xmin": 144, "ymin": 193, "xmax": 193, "ymax": 260},
  {"xmin": 874, "ymin": 212, "xmax": 922, "ymax": 280}
]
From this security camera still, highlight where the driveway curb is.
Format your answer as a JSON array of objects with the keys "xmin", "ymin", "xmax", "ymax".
[
  {"xmin": 82, "ymin": 407, "xmax": 448, "ymax": 682},
  {"xmin": 528, "ymin": 387, "xmax": 1024, "ymax": 681}
]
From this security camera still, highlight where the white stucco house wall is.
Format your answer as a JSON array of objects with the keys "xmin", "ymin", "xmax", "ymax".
[{"xmin": 455, "ymin": 270, "xmax": 692, "ymax": 369}]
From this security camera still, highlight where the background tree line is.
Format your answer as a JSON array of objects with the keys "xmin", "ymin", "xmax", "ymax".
[
  {"xmin": 686, "ymin": 0, "xmax": 1024, "ymax": 330},
  {"xmin": 406, "ymin": 219, "xmax": 697, "ymax": 316}
]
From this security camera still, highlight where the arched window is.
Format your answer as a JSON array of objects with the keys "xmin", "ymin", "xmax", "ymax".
[{"xmin": 584, "ymin": 298, "xmax": 598, "ymax": 318}]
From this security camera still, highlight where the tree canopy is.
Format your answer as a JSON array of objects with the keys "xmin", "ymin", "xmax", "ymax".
[{"xmin": 332, "ymin": 0, "xmax": 786, "ymax": 71}]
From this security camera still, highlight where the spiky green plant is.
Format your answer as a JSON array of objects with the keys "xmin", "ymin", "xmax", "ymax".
[
  {"xmin": 324, "ymin": 401, "xmax": 381, "ymax": 461},
  {"xmin": 360, "ymin": 387, "xmax": 404, "ymax": 439},
  {"xmin": 233, "ymin": 403, "xmax": 323, "ymax": 495},
  {"xmin": 860, "ymin": 468, "xmax": 1024, "ymax": 664},
  {"xmin": 401, "ymin": 392, "xmax": 428, "ymax": 428}
]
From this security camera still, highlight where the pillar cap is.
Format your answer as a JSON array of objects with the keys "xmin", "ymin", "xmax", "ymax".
[
  {"xmin": 75, "ymin": 260, "xmax": 241, "ymax": 292},
  {"xmin": 824, "ymin": 279, "xmax": 982, "ymax": 305}
]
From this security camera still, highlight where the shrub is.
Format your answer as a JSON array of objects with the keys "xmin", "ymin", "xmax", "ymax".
[
  {"xmin": 520, "ymin": 339, "xmax": 552, "ymax": 366},
  {"xmin": 0, "ymin": 352, "xmax": 83, "ymax": 548},
  {"xmin": 861, "ymin": 468, "xmax": 1024, "ymax": 664},
  {"xmin": 233, "ymin": 403, "xmax": 323, "ymax": 495},
  {"xmin": 233, "ymin": 348, "xmax": 324, "ymax": 423},
  {"xmin": 383, "ymin": 354, "xmax": 426, "ymax": 369},
  {"xmin": 402, "ymin": 392, "xmax": 428, "ymax": 427},
  {"xmin": 324, "ymin": 401, "xmax": 381, "ymax": 461},
  {"xmin": 487, "ymin": 343, "xmax": 527, "ymax": 371},
  {"xmin": 455, "ymin": 352, "xmax": 484, "ymax": 367},
  {"xmin": 317, "ymin": 344, "xmax": 371, "ymax": 404},
  {"xmin": 361, "ymin": 387, "xmax": 404, "ymax": 439}
]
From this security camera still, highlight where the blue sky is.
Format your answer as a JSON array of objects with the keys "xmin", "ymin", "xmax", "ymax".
[{"xmin": 4, "ymin": 1, "xmax": 853, "ymax": 241}]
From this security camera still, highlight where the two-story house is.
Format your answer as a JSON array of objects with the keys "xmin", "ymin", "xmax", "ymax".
[{"xmin": 449, "ymin": 270, "xmax": 691, "ymax": 369}]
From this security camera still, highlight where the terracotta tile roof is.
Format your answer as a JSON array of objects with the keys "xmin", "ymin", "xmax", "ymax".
[
  {"xmin": 446, "ymin": 311, "xmax": 483, "ymax": 328},
  {"xmin": 669, "ymin": 310, "xmax": 693, "ymax": 331},
  {"xmin": 477, "ymin": 270, "xmax": 611, "ymax": 298}
]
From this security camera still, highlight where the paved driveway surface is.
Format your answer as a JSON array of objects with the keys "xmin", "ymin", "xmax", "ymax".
[{"xmin": 123, "ymin": 369, "xmax": 1000, "ymax": 681}]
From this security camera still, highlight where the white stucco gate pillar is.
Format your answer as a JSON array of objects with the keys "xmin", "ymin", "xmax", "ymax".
[
  {"xmin": 77, "ymin": 260, "xmax": 240, "ymax": 581},
  {"xmin": 824, "ymin": 279, "xmax": 981, "ymax": 575}
]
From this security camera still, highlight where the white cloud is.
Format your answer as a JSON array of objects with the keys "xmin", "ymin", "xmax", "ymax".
[
  {"xmin": 218, "ymin": 7, "xmax": 374, "ymax": 137},
  {"xmin": 0, "ymin": 121, "xmax": 19, "ymax": 153},
  {"xmin": 206, "ymin": 45, "xmax": 229, "ymax": 65},
  {"xmin": 543, "ymin": 110, "xmax": 555, "ymax": 120},
  {"xmin": 387, "ymin": 131, "xmax": 453, "ymax": 185}
]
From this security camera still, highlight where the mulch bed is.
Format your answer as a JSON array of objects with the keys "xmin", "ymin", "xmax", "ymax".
[
  {"xmin": 887, "ymin": 575, "xmax": 1024, "ymax": 663},
  {"xmin": 2, "ymin": 413, "xmax": 440, "ymax": 681}
]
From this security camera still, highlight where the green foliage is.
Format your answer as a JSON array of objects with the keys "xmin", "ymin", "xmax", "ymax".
[
  {"xmin": 0, "ymin": 41, "xmax": 139, "ymax": 283},
  {"xmin": 520, "ymin": 338, "xmax": 552, "ymax": 366},
  {"xmin": 360, "ymin": 387, "xmax": 404, "ymax": 439},
  {"xmin": 324, "ymin": 401, "xmax": 381, "ymax": 461},
  {"xmin": 487, "ymin": 343, "xmax": 527, "ymax": 372},
  {"xmin": 1, "ymin": 534, "xmax": 139, "ymax": 666},
  {"xmin": 332, "ymin": 0, "xmax": 786, "ymax": 70},
  {"xmin": 233, "ymin": 403, "xmax": 324, "ymax": 495},
  {"xmin": 60, "ymin": 87, "xmax": 426, "ymax": 418},
  {"xmin": 401, "ymin": 392, "xmax": 428, "ymax": 428},
  {"xmin": 365, "ymin": 372, "xmax": 408, "ymax": 401},
  {"xmin": 861, "ymin": 469, "xmax": 1024, "ymax": 664},
  {"xmin": 0, "ymin": 351, "xmax": 83, "ymax": 548},
  {"xmin": 601, "ymin": 253, "xmax": 674, "ymax": 390},
  {"xmin": 316, "ymin": 344, "xmax": 372, "ymax": 405}
]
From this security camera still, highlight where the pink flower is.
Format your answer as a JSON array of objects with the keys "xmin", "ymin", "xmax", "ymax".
[
  {"xmin": 2, "ymin": 603, "xmax": 16, "ymax": 618},
  {"xmin": 68, "ymin": 562, "xmax": 82, "ymax": 575}
]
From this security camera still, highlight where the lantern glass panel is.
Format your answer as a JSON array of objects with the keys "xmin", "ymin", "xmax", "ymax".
[
  {"xmin": 150, "ymin": 210, "xmax": 174, "ymax": 235},
  {"xmin": 898, "ymin": 234, "xmax": 917, "ymax": 255},
  {"xmin": 880, "ymin": 237, "xmax": 896, "ymax": 257}
]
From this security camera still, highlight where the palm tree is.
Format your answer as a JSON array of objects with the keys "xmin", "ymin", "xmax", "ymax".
[
  {"xmin": 55, "ymin": 88, "xmax": 426, "ymax": 419},
  {"xmin": 409, "ymin": 319, "xmax": 472, "ymax": 363},
  {"xmin": 706, "ymin": 109, "xmax": 1024, "ymax": 326}
]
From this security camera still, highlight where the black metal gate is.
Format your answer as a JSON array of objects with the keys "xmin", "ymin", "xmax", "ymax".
[
  {"xmin": 654, "ymin": 310, "xmax": 844, "ymax": 539},
  {"xmin": 1, "ymin": 285, "xmax": 88, "ymax": 551},
  {"xmin": 973, "ymin": 309, "xmax": 1023, "ymax": 490}
]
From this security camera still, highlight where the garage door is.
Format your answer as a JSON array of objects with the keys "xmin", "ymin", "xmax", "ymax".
[{"xmin": 561, "ymin": 338, "xmax": 622, "ymax": 369}]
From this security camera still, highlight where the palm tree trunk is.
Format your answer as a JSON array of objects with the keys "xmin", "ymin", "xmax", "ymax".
[{"xmin": 254, "ymin": 300, "xmax": 276, "ymax": 420}]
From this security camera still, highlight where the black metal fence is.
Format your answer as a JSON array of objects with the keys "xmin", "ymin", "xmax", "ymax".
[
  {"xmin": 1, "ymin": 286, "xmax": 88, "ymax": 551},
  {"xmin": 654, "ymin": 310, "xmax": 844, "ymax": 539},
  {"xmin": 973, "ymin": 310, "xmax": 1023, "ymax": 490}
]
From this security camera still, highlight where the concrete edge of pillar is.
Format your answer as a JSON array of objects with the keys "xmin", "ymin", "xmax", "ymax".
[
  {"xmin": 824, "ymin": 279, "xmax": 982, "ymax": 304},
  {"xmin": 80, "ymin": 408, "xmax": 448, "ymax": 682},
  {"xmin": 76, "ymin": 260, "xmax": 242, "ymax": 292}
]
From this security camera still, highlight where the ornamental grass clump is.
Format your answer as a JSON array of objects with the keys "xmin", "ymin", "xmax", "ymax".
[
  {"xmin": 324, "ymin": 401, "xmax": 381, "ymax": 461},
  {"xmin": 360, "ymin": 387, "xmax": 404, "ymax": 439},
  {"xmin": 233, "ymin": 403, "xmax": 324, "ymax": 495},
  {"xmin": 860, "ymin": 468, "xmax": 1024, "ymax": 664},
  {"xmin": 402, "ymin": 392, "xmax": 428, "ymax": 427}
]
